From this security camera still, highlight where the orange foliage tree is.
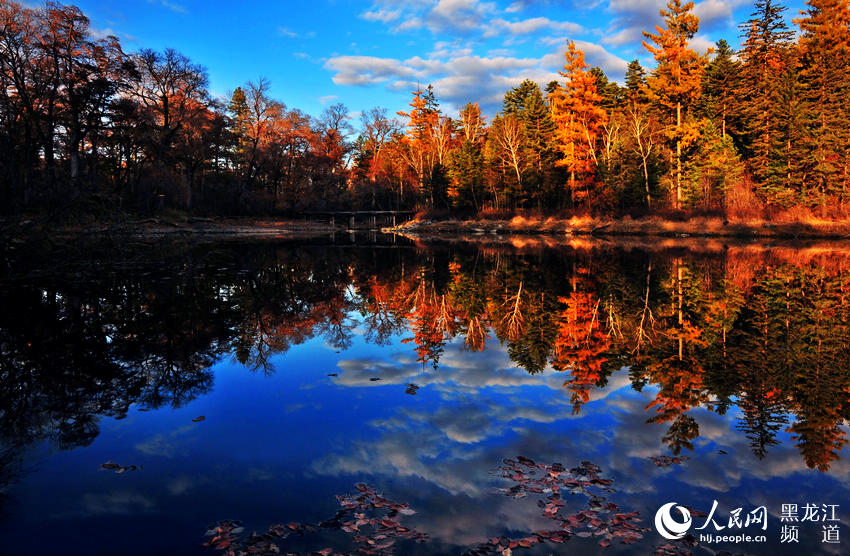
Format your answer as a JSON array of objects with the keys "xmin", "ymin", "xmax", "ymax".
[
  {"xmin": 642, "ymin": 0, "xmax": 709, "ymax": 209},
  {"xmin": 549, "ymin": 41, "xmax": 607, "ymax": 207}
]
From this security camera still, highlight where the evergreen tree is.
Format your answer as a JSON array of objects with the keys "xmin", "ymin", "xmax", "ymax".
[
  {"xmin": 501, "ymin": 81, "xmax": 557, "ymax": 207},
  {"xmin": 700, "ymin": 40, "xmax": 741, "ymax": 142},
  {"xmin": 448, "ymin": 139, "xmax": 485, "ymax": 211},
  {"xmin": 683, "ymin": 119, "xmax": 744, "ymax": 209},
  {"xmin": 590, "ymin": 67, "xmax": 622, "ymax": 111},
  {"xmin": 521, "ymin": 90, "xmax": 556, "ymax": 170},
  {"xmin": 624, "ymin": 59, "xmax": 648, "ymax": 103},
  {"xmin": 738, "ymin": 0, "xmax": 795, "ymax": 202},
  {"xmin": 228, "ymin": 87, "xmax": 249, "ymax": 165},
  {"xmin": 503, "ymin": 79, "xmax": 540, "ymax": 115},
  {"xmin": 795, "ymin": 0, "xmax": 850, "ymax": 206}
]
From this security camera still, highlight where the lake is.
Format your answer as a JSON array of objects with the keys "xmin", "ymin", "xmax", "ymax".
[{"xmin": 0, "ymin": 234, "xmax": 847, "ymax": 555}]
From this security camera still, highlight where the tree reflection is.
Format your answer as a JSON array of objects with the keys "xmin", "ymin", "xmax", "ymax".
[{"xmin": 1, "ymin": 240, "xmax": 848, "ymax": 482}]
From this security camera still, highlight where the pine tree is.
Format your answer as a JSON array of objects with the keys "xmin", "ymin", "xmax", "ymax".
[
  {"xmin": 795, "ymin": 0, "xmax": 850, "ymax": 206},
  {"xmin": 643, "ymin": 0, "xmax": 709, "ymax": 209},
  {"xmin": 590, "ymin": 67, "xmax": 622, "ymax": 111},
  {"xmin": 738, "ymin": 0, "xmax": 795, "ymax": 202},
  {"xmin": 684, "ymin": 119, "xmax": 744, "ymax": 209},
  {"xmin": 503, "ymin": 79, "xmax": 540, "ymax": 115},
  {"xmin": 228, "ymin": 87, "xmax": 250, "ymax": 171},
  {"xmin": 625, "ymin": 60, "xmax": 648, "ymax": 103},
  {"xmin": 502, "ymin": 81, "xmax": 558, "ymax": 206},
  {"xmin": 521, "ymin": 91, "xmax": 556, "ymax": 170},
  {"xmin": 448, "ymin": 138, "xmax": 485, "ymax": 211},
  {"xmin": 700, "ymin": 40, "xmax": 741, "ymax": 142}
]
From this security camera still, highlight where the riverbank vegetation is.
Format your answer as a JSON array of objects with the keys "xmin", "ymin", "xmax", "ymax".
[{"xmin": 1, "ymin": 0, "xmax": 848, "ymax": 225}]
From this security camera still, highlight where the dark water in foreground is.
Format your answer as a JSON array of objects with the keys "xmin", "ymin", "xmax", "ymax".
[{"xmin": 0, "ymin": 235, "xmax": 848, "ymax": 555}]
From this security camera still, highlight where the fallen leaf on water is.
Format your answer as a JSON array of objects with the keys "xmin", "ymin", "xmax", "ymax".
[
  {"xmin": 102, "ymin": 461, "xmax": 138, "ymax": 474},
  {"xmin": 649, "ymin": 455, "xmax": 690, "ymax": 467},
  {"xmin": 517, "ymin": 455, "xmax": 536, "ymax": 467},
  {"xmin": 369, "ymin": 377, "xmax": 381, "ymax": 382},
  {"xmin": 328, "ymin": 373, "xmax": 338, "ymax": 377},
  {"xmin": 204, "ymin": 483, "xmax": 428, "ymax": 553},
  {"xmin": 192, "ymin": 416, "xmax": 205, "ymax": 422}
]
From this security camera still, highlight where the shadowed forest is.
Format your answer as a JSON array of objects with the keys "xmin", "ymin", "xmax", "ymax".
[{"xmin": 1, "ymin": 0, "xmax": 849, "ymax": 221}]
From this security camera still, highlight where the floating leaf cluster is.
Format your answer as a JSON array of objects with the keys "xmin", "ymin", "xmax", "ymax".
[
  {"xmin": 100, "ymin": 461, "xmax": 139, "ymax": 474},
  {"xmin": 465, "ymin": 456, "xmax": 647, "ymax": 554},
  {"xmin": 648, "ymin": 455, "xmax": 690, "ymax": 467},
  {"xmin": 203, "ymin": 483, "xmax": 427, "ymax": 555}
]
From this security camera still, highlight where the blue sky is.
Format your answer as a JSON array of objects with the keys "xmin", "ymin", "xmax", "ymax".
[{"xmin": 72, "ymin": 0, "xmax": 807, "ymax": 119}]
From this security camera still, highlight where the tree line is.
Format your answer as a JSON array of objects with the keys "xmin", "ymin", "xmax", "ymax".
[{"xmin": 1, "ymin": 0, "xmax": 848, "ymax": 217}]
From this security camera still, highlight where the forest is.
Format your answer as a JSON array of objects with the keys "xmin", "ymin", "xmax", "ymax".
[{"xmin": 0, "ymin": 0, "xmax": 848, "ymax": 219}]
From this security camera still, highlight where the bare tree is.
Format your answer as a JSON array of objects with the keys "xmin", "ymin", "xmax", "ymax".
[
  {"xmin": 628, "ymin": 104, "xmax": 656, "ymax": 208},
  {"xmin": 490, "ymin": 114, "xmax": 527, "ymax": 187}
]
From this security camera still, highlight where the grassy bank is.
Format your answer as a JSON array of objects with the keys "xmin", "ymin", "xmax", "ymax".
[{"xmin": 391, "ymin": 214, "xmax": 850, "ymax": 239}]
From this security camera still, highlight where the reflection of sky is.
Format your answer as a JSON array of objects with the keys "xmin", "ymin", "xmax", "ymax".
[{"xmin": 2, "ymin": 313, "xmax": 847, "ymax": 555}]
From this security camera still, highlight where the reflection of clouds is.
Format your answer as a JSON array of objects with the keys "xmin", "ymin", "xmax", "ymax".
[
  {"xmin": 135, "ymin": 424, "xmax": 196, "ymax": 458},
  {"xmin": 602, "ymin": 388, "xmax": 850, "ymax": 499},
  {"xmin": 167, "ymin": 475, "xmax": 194, "ymax": 495},
  {"xmin": 79, "ymin": 491, "xmax": 156, "ymax": 516},
  {"xmin": 337, "ymin": 336, "xmax": 635, "ymax": 400},
  {"xmin": 245, "ymin": 467, "xmax": 274, "ymax": 482},
  {"xmin": 316, "ymin": 333, "xmax": 850, "ymax": 550},
  {"xmin": 314, "ymin": 427, "xmax": 590, "ymax": 547}
]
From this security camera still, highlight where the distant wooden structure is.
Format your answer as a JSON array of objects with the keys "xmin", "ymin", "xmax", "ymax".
[{"xmin": 302, "ymin": 210, "xmax": 416, "ymax": 229}]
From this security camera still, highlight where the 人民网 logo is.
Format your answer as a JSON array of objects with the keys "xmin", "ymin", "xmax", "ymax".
[{"xmin": 655, "ymin": 502, "xmax": 692, "ymax": 540}]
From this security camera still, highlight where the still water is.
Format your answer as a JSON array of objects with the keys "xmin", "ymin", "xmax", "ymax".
[{"xmin": 0, "ymin": 235, "xmax": 847, "ymax": 555}]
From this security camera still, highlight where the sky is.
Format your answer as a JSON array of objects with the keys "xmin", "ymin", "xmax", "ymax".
[{"xmin": 69, "ymin": 0, "xmax": 808, "ymax": 120}]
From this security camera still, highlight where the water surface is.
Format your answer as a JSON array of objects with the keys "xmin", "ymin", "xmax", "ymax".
[{"xmin": 0, "ymin": 236, "xmax": 847, "ymax": 555}]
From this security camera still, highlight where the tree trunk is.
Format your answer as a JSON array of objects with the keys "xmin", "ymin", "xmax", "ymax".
[{"xmin": 676, "ymin": 101, "xmax": 682, "ymax": 210}]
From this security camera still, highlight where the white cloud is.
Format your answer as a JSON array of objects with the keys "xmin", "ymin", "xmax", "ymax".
[
  {"xmin": 325, "ymin": 56, "xmax": 418, "ymax": 86},
  {"xmin": 604, "ymin": 0, "xmax": 743, "ymax": 49},
  {"xmin": 485, "ymin": 16, "xmax": 583, "ymax": 37},
  {"xmin": 690, "ymin": 33, "xmax": 718, "ymax": 54},
  {"xmin": 426, "ymin": 0, "xmax": 495, "ymax": 34},
  {"xmin": 146, "ymin": 0, "xmax": 187, "ymax": 14},
  {"xmin": 325, "ymin": 40, "xmax": 627, "ymax": 115},
  {"xmin": 361, "ymin": 7, "xmax": 402, "ymax": 23},
  {"xmin": 340, "ymin": 1, "xmax": 628, "ymax": 114},
  {"xmin": 694, "ymin": 0, "xmax": 749, "ymax": 30},
  {"xmin": 90, "ymin": 27, "xmax": 137, "ymax": 42}
]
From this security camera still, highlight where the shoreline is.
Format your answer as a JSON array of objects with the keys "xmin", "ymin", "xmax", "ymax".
[
  {"xmin": 5, "ymin": 215, "xmax": 850, "ymax": 243},
  {"xmin": 388, "ymin": 216, "xmax": 850, "ymax": 240}
]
